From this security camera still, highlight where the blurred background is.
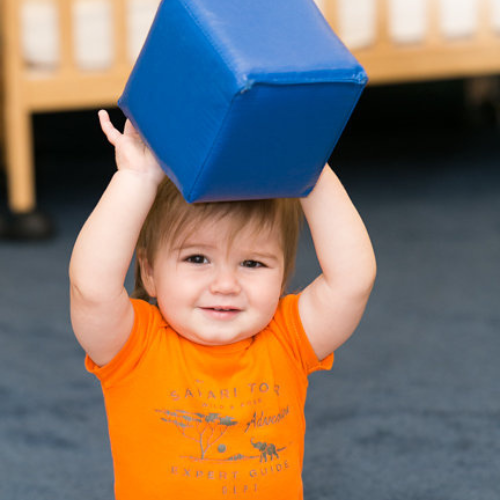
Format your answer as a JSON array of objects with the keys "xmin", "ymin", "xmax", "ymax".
[{"xmin": 1, "ymin": 1, "xmax": 500, "ymax": 499}]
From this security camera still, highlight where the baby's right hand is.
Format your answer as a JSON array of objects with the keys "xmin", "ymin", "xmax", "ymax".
[{"xmin": 98, "ymin": 110, "xmax": 164, "ymax": 184}]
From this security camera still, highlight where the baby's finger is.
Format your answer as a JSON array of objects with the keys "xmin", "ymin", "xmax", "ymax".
[{"xmin": 98, "ymin": 110, "xmax": 121, "ymax": 146}]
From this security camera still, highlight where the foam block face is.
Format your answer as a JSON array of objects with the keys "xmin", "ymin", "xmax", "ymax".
[{"xmin": 119, "ymin": 0, "xmax": 368, "ymax": 202}]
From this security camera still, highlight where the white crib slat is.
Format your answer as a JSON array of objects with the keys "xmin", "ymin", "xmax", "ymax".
[
  {"xmin": 491, "ymin": 0, "xmax": 500, "ymax": 31},
  {"xmin": 74, "ymin": 0, "xmax": 114, "ymax": 70},
  {"xmin": 312, "ymin": 0, "xmax": 326, "ymax": 15},
  {"xmin": 389, "ymin": 0, "xmax": 428, "ymax": 44},
  {"xmin": 127, "ymin": 0, "xmax": 162, "ymax": 63},
  {"xmin": 336, "ymin": 0, "xmax": 377, "ymax": 49},
  {"xmin": 439, "ymin": 0, "xmax": 479, "ymax": 38},
  {"xmin": 21, "ymin": 0, "xmax": 60, "ymax": 69}
]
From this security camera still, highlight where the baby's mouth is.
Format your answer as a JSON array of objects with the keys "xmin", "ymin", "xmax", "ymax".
[{"xmin": 200, "ymin": 306, "xmax": 241, "ymax": 319}]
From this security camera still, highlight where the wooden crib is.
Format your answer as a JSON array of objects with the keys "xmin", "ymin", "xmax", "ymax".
[
  {"xmin": 0, "ymin": 0, "xmax": 157, "ymax": 236},
  {"xmin": 322, "ymin": 0, "xmax": 500, "ymax": 83},
  {"xmin": 1, "ymin": 0, "xmax": 500, "ymax": 237}
]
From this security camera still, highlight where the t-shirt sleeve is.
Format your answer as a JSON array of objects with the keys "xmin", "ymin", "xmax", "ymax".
[
  {"xmin": 85, "ymin": 299, "xmax": 164, "ymax": 388},
  {"xmin": 270, "ymin": 294, "xmax": 334, "ymax": 375}
]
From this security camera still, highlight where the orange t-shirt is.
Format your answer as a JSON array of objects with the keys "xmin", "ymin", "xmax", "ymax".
[{"xmin": 86, "ymin": 294, "xmax": 333, "ymax": 500}]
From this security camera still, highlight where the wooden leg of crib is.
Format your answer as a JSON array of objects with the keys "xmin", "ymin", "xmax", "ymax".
[
  {"xmin": 2, "ymin": 108, "xmax": 54, "ymax": 239},
  {"xmin": 6, "ymin": 107, "xmax": 35, "ymax": 212},
  {"xmin": 464, "ymin": 76, "xmax": 500, "ymax": 128}
]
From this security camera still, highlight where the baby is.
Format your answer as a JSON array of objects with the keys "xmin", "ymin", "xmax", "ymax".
[{"xmin": 69, "ymin": 110, "xmax": 376, "ymax": 499}]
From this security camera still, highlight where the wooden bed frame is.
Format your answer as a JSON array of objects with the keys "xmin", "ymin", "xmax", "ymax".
[
  {"xmin": 1, "ymin": 0, "xmax": 132, "ymax": 224},
  {"xmin": 324, "ymin": 0, "xmax": 500, "ymax": 83},
  {"xmin": 1, "ymin": 0, "xmax": 500, "ymax": 236}
]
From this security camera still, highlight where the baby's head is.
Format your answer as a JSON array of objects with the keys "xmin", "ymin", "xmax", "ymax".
[{"xmin": 133, "ymin": 177, "xmax": 302, "ymax": 345}]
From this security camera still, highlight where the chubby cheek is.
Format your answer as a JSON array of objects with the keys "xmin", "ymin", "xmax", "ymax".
[
  {"xmin": 262, "ymin": 295, "xmax": 281, "ymax": 320},
  {"xmin": 156, "ymin": 296, "xmax": 194, "ymax": 338},
  {"xmin": 155, "ymin": 263, "xmax": 197, "ymax": 298},
  {"xmin": 250, "ymin": 283, "xmax": 282, "ymax": 323},
  {"xmin": 153, "ymin": 277, "xmax": 192, "ymax": 322}
]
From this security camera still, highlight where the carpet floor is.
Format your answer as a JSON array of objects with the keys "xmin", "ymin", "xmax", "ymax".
[{"xmin": 1, "ymin": 81, "xmax": 499, "ymax": 499}]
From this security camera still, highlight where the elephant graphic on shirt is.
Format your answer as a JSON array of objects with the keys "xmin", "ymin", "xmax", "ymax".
[{"xmin": 250, "ymin": 437, "xmax": 280, "ymax": 462}]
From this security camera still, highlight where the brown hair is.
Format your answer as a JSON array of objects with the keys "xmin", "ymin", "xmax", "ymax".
[{"xmin": 132, "ymin": 177, "xmax": 303, "ymax": 301}]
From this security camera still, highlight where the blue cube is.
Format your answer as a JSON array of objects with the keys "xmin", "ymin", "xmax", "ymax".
[{"xmin": 118, "ymin": 0, "xmax": 367, "ymax": 202}]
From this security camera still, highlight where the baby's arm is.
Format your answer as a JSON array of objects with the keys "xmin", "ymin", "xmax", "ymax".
[
  {"xmin": 69, "ymin": 111, "xmax": 164, "ymax": 366},
  {"xmin": 299, "ymin": 165, "xmax": 377, "ymax": 360}
]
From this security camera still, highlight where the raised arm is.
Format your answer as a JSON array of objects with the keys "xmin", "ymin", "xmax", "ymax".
[
  {"xmin": 69, "ymin": 111, "xmax": 165, "ymax": 366},
  {"xmin": 299, "ymin": 165, "xmax": 376, "ymax": 360}
]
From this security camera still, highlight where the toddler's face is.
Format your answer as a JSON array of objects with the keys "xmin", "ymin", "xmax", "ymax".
[{"xmin": 141, "ymin": 216, "xmax": 285, "ymax": 346}]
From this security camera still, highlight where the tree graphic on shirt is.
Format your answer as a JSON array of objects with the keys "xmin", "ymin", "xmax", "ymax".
[{"xmin": 156, "ymin": 409, "xmax": 237, "ymax": 460}]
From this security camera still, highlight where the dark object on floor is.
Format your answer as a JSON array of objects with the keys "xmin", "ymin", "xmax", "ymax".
[{"xmin": 0, "ymin": 209, "xmax": 55, "ymax": 240}]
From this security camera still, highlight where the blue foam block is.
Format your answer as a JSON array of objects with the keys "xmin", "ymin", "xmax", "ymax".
[{"xmin": 118, "ymin": 0, "xmax": 367, "ymax": 202}]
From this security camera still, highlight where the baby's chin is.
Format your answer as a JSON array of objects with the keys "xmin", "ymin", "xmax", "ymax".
[{"xmin": 175, "ymin": 328, "xmax": 258, "ymax": 347}]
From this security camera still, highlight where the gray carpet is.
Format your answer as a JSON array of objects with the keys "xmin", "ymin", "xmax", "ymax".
[{"xmin": 1, "ymin": 82, "xmax": 499, "ymax": 499}]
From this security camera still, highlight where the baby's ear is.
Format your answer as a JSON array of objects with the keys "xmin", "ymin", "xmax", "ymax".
[{"xmin": 137, "ymin": 249, "xmax": 157, "ymax": 298}]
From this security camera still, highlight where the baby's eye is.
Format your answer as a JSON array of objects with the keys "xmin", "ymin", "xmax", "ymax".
[
  {"xmin": 241, "ymin": 260, "xmax": 265, "ymax": 269},
  {"xmin": 185, "ymin": 255, "xmax": 209, "ymax": 264}
]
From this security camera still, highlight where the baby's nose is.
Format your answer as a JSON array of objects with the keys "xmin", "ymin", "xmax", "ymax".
[{"xmin": 209, "ymin": 266, "xmax": 241, "ymax": 294}]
